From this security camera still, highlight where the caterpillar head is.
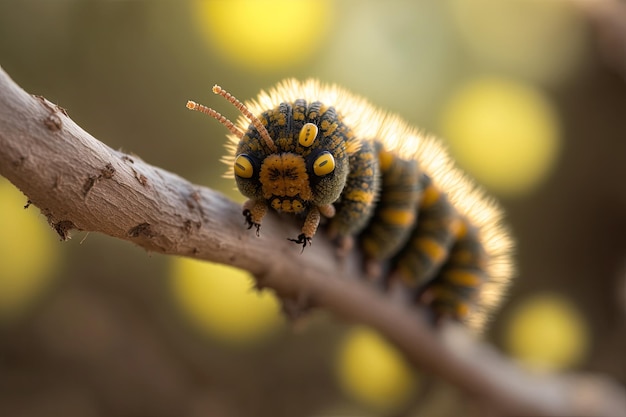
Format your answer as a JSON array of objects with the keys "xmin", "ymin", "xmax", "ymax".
[
  {"xmin": 187, "ymin": 86, "xmax": 351, "ymax": 216},
  {"xmin": 187, "ymin": 86, "xmax": 355, "ymax": 246}
]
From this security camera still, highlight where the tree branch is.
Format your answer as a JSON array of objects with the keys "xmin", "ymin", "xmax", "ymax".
[{"xmin": 0, "ymin": 66, "xmax": 624, "ymax": 417}]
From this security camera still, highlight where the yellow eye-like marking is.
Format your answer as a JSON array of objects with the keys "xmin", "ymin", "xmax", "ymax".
[
  {"xmin": 313, "ymin": 151, "xmax": 335, "ymax": 176},
  {"xmin": 234, "ymin": 154, "xmax": 254, "ymax": 178},
  {"xmin": 298, "ymin": 122, "xmax": 318, "ymax": 147}
]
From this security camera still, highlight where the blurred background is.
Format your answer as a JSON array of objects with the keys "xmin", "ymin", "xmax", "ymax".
[{"xmin": 1, "ymin": 0, "xmax": 625, "ymax": 416}]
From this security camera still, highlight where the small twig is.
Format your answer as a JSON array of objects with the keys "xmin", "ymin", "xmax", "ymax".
[{"xmin": 0, "ymin": 66, "xmax": 624, "ymax": 417}]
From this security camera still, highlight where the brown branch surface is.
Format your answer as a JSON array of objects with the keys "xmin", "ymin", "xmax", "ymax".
[{"xmin": 0, "ymin": 66, "xmax": 625, "ymax": 417}]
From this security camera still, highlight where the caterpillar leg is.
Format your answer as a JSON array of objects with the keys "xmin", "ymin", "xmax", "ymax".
[
  {"xmin": 289, "ymin": 204, "xmax": 336, "ymax": 249},
  {"xmin": 243, "ymin": 199, "xmax": 267, "ymax": 236}
]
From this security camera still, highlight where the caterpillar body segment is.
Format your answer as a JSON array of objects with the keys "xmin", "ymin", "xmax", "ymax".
[
  {"xmin": 358, "ymin": 144, "xmax": 421, "ymax": 262},
  {"xmin": 327, "ymin": 139, "xmax": 380, "ymax": 238}
]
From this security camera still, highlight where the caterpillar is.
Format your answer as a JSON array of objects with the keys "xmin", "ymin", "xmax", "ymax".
[{"xmin": 187, "ymin": 79, "xmax": 514, "ymax": 331}]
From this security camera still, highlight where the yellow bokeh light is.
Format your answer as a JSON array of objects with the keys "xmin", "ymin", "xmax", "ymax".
[
  {"xmin": 170, "ymin": 257, "xmax": 282, "ymax": 346},
  {"xmin": 335, "ymin": 326, "xmax": 417, "ymax": 412},
  {"xmin": 447, "ymin": 0, "xmax": 588, "ymax": 84},
  {"xmin": 504, "ymin": 293, "xmax": 589, "ymax": 370},
  {"xmin": 440, "ymin": 76, "xmax": 561, "ymax": 196},
  {"xmin": 192, "ymin": 0, "xmax": 333, "ymax": 70},
  {"xmin": 0, "ymin": 178, "xmax": 59, "ymax": 322}
]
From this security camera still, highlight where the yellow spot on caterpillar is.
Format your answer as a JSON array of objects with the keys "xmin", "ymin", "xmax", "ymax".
[
  {"xmin": 270, "ymin": 198, "xmax": 304, "ymax": 213},
  {"xmin": 298, "ymin": 123, "xmax": 318, "ymax": 147},
  {"xmin": 292, "ymin": 200, "xmax": 303, "ymax": 211},
  {"xmin": 234, "ymin": 154, "xmax": 254, "ymax": 178},
  {"xmin": 444, "ymin": 270, "xmax": 483, "ymax": 287},
  {"xmin": 346, "ymin": 189, "xmax": 375, "ymax": 204},
  {"xmin": 453, "ymin": 218, "xmax": 467, "ymax": 238},
  {"xmin": 323, "ymin": 122, "xmax": 338, "ymax": 137},
  {"xmin": 293, "ymin": 110, "xmax": 306, "ymax": 121},
  {"xmin": 456, "ymin": 302, "xmax": 470, "ymax": 319},
  {"xmin": 420, "ymin": 185, "xmax": 440, "ymax": 208},
  {"xmin": 379, "ymin": 150, "xmax": 394, "ymax": 172},
  {"xmin": 313, "ymin": 152, "xmax": 335, "ymax": 176},
  {"xmin": 416, "ymin": 238, "xmax": 447, "ymax": 264},
  {"xmin": 380, "ymin": 208, "xmax": 415, "ymax": 227},
  {"xmin": 345, "ymin": 138, "xmax": 361, "ymax": 155}
]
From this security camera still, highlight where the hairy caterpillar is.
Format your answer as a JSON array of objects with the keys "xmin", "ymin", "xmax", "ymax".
[{"xmin": 187, "ymin": 79, "xmax": 514, "ymax": 331}]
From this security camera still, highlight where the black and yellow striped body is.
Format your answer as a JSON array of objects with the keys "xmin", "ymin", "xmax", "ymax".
[
  {"xmin": 351, "ymin": 145, "xmax": 487, "ymax": 321},
  {"xmin": 191, "ymin": 79, "xmax": 514, "ymax": 331},
  {"xmin": 231, "ymin": 99, "xmax": 492, "ymax": 324}
]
